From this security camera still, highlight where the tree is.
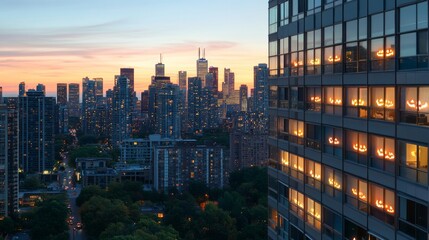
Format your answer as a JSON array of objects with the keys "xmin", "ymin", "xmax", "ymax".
[
  {"xmin": 0, "ymin": 217, "xmax": 14, "ymax": 236},
  {"xmin": 192, "ymin": 204, "xmax": 237, "ymax": 240},
  {"xmin": 76, "ymin": 185, "xmax": 105, "ymax": 206},
  {"xmin": 30, "ymin": 197, "xmax": 68, "ymax": 240},
  {"xmin": 80, "ymin": 196, "xmax": 130, "ymax": 238}
]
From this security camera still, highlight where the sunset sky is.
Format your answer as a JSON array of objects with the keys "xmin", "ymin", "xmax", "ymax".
[{"xmin": 0, "ymin": 0, "xmax": 268, "ymax": 97}]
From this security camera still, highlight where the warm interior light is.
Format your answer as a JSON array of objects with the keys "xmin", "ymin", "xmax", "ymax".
[
  {"xmin": 351, "ymin": 99, "xmax": 365, "ymax": 106},
  {"xmin": 353, "ymin": 143, "xmax": 367, "ymax": 153},
  {"xmin": 328, "ymin": 55, "xmax": 341, "ymax": 63},
  {"xmin": 293, "ymin": 199, "xmax": 304, "ymax": 208},
  {"xmin": 376, "ymin": 200, "xmax": 384, "ymax": 208},
  {"xmin": 406, "ymin": 99, "xmax": 428, "ymax": 110},
  {"xmin": 386, "ymin": 205, "xmax": 395, "ymax": 213},
  {"xmin": 328, "ymin": 178, "xmax": 341, "ymax": 189},
  {"xmin": 351, "ymin": 188, "xmax": 366, "ymax": 200},
  {"xmin": 310, "ymin": 59, "xmax": 321, "ymax": 65},
  {"xmin": 376, "ymin": 48, "xmax": 395, "ymax": 58},
  {"xmin": 309, "ymin": 170, "xmax": 321, "ymax": 180},
  {"xmin": 293, "ymin": 61, "xmax": 304, "ymax": 67},
  {"xmin": 310, "ymin": 96, "xmax": 321, "ymax": 103},
  {"xmin": 309, "ymin": 208, "xmax": 321, "ymax": 219},
  {"xmin": 293, "ymin": 164, "xmax": 303, "ymax": 172},
  {"xmin": 377, "ymin": 148, "xmax": 395, "ymax": 160},
  {"xmin": 329, "ymin": 97, "xmax": 342, "ymax": 105},
  {"xmin": 281, "ymin": 158, "xmax": 289, "ymax": 166},
  {"xmin": 328, "ymin": 137, "xmax": 340, "ymax": 145},
  {"xmin": 293, "ymin": 130, "xmax": 304, "ymax": 137},
  {"xmin": 375, "ymin": 99, "xmax": 394, "ymax": 108}
]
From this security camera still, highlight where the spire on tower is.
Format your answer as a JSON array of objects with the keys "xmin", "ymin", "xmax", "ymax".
[
  {"xmin": 203, "ymin": 48, "xmax": 205, "ymax": 59},
  {"xmin": 198, "ymin": 48, "xmax": 201, "ymax": 59},
  {"xmin": 160, "ymin": 53, "xmax": 162, "ymax": 63}
]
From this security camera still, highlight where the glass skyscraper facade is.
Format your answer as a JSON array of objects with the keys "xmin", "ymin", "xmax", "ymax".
[{"xmin": 267, "ymin": 1, "xmax": 429, "ymax": 239}]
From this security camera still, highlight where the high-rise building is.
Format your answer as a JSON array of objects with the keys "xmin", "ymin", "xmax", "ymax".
[
  {"xmin": 209, "ymin": 66, "xmax": 219, "ymax": 95},
  {"xmin": 141, "ymin": 90, "xmax": 149, "ymax": 117},
  {"xmin": 267, "ymin": 1, "xmax": 429, "ymax": 240},
  {"xmin": 111, "ymin": 75, "xmax": 133, "ymax": 146},
  {"xmin": 178, "ymin": 71, "xmax": 187, "ymax": 90},
  {"xmin": 239, "ymin": 84, "xmax": 248, "ymax": 112},
  {"xmin": 4, "ymin": 98, "xmax": 18, "ymax": 216},
  {"xmin": 187, "ymin": 77, "xmax": 203, "ymax": 134},
  {"xmin": 0, "ymin": 104, "xmax": 9, "ymax": 216},
  {"xmin": 222, "ymin": 68, "xmax": 235, "ymax": 97},
  {"xmin": 156, "ymin": 55, "xmax": 165, "ymax": 77},
  {"xmin": 18, "ymin": 82, "xmax": 25, "ymax": 97},
  {"xmin": 120, "ymin": 68, "xmax": 134, "ymax": 94},
  {"xmin": 94, "ymin": 78, "xmax": 104, "ymax": 101},
  {"xmin": 57, "ymin": 83, "xmax": 68, "ymax": 106},
  {"xmin": 253, "ymin": 63, "xmax": 268, "ymax": 115},
  {"xmin": 0, "ymin": 87, "xmax": 2, "ymax": 103},
  {"xmin": 68, "ymin": 83, "xmax": 80, "ymax": 118},
  {"xmin": 196, "ymin": 48, "xmax": 208, "ymax": 87},
  {"xmin": 156, "ymin": 83, "xmax": 181, "ymax": 139},
  {"xmin": 18, "ymin": 91, "xmax": 55, "ymax": 173},
  {"xmin": 82, "ymin": 77, "xmax": 97, "ymax": 134},
  {"xmin": 36, "ymin": 84, "xmax": 46, "ymax": 95}
]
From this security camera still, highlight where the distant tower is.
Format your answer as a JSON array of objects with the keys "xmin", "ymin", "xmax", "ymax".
[
  {"xmin": 112, "ymin": 75, "xmax": 133, "ymax": 146},
  {"xmin": 156, "ymin": 83, "xmax": 181, "ymax": 139},
  {"xmin": 120, "ymin": 68, "xmax": 134, "ymax": 94},
  {"xmin": 196, "ymin": 48, "xmax": 208, "ymax": 87},
  {"xmin": 56, "ymin": 83, "xmax": 68, "ymax": 106},
  {"xmin": 253, "ymin": 64, "xmax": 268, "ymax": 115},
  {"xmin": 0, "ymin": 86, "xmax": 3, "ymax": 103},
  {"xmin": 68, "ymin": 83, "xmax": 80, "ymax": 118},
  {"xmin": 36, "ymin": 84, "xmax": 46, "ymax": 95},
  {"xmin": 208, "ymin": 66, "xmax": 219, "ymax": 95},
  {"xmin": 18, "ymin": 82, "xmax": 25, "ymax": 97},
  {"xmin": 188, "ymin": 77, "xmax": 203, "ymax": 134},
  {"xmin": 239, "ymin": 84, "xmax": 248, "ymax": 112},
  {"xmin": 178, "ymin": 71, "xmax": 187, "ymax": 90},
  {"xmin": 156, "ymin": 54, "xmax": 165, "ymax": 77},
  {"xmin": 222, "ymin": 68, "xmax": 235, "ymax": 97}
]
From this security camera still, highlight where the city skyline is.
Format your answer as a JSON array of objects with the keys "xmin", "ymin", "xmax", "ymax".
[{"xmin": 0, "ymin": 0, "xmax": 268, "ymax": 96}]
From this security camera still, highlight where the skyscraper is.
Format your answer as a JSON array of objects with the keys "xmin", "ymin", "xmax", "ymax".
[
  {"xmin": 57, "ymin": 83, "xmax": 68, "ymax": 106},
  {"xmin": 178, "ymin": 71, "xmax": 187, "ymax": 90},
  {"xmin": 267, "ymin": 1, "xmax": 429, "ymax": 239},
  {"xmin": 155, "ymin": 55, "xmax": 165, "ymax": 77},
  {"xmin": 253, "ymin": 63, "xmax": 268, "ymax": 115},
  {"xmin": 222, "ymin": 68, "xmax": 235, "ymax": 97},
  {"xmin": 36, "ymin": 83, "xmax": 46, "ymax": 95},
  {"xmin": 187, "ymin": 77, "xmax": 203, "ymax": 134},
  {"xmin": 19, "ymin": 91, "xmax": 55, "ymax": 173},
  {"xmin": 156, "ymin": 83, "xmax": 181, "ymax": 139},
  {"xmin": 68, "ymin": 83, "xmax": 80, "ymax": 118},
  {"xmin": 4, "ymin": 98, "xmax": 18, "ymax": 216},
  {"xmin": 141, "ymin": 90, "xmax": 149, "ymax": 117},
  {"xmin": 209, "ymin": 66, "xmax": 219, "ymax": 95},
  {"xmin": 196, "ymin": 48, "xmax": 208, "ymax": 87},
  {"xmin": 120, "ymin": 68, "xmax": 134, "ymax": 94},
  {"xmin": 239, "ymin": 84, "xmax": 248, "ymax": 112},
  {"xmin": 0, "ymin": 104, "xmax": 9, "ymax": 216},
  {"xmin": 18, "ymin": 82, "xmax": 25, "ymax": 97},
  {"xmin": 94, "ymin": 78, "xmax": 104, "ymax": 101},
  {"xmin": 0, "ymin": 87, "xmax": 2, "ymax": 103},
  {"xmin": 112, "ymin": 75, "xmax": 133, "ymax": 146},
  {"xmin": 82, "ymin": 77, "xmax": 97, "ymax": 134}
]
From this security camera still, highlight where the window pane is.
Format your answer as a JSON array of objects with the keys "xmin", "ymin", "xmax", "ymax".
[
  {"xmin": 359, "ymin": 17, "xmax": 367, "ymax": 40},
  {"xmin": 400, "ymin": 5, "xmax": 416, "ymax": 32},
  {"xmin": 417, "ymin": 2, "xmax": 428, "ymax": 29},
  {"xmin": 418, "ymin": 31, "xmax": 428, "ymax": 55},
  {"xmin": 347, "ymin": 20, "xmax": 358, "ymax": 42},
  {"xmin": 325, "ymin": 26, "xmax": 334, "ymax": 46},
  {"xmin": 315, "ymin": 29, "xmax": 322, "ymax": 48},
  {"xmin": 385, "ymin": 11, "xmax": 395, "ymax": 35},
  {"xmin": 334, "ymin": 24, "xmax": 342, "ymax": 44},
  {"xmin": 307, "ymin": 31, "xmax": 314, "ymax": 49},
  {"xmin": 401, "ymin": 33, "xmax": 417, "ymax": 57},
  {"xmin": 371, "ymin": 38, "xmax": 384, "ymax": 60},
  {"xmin": 371, "ymin": 13, "xmax": 384, "ymax": 38}
]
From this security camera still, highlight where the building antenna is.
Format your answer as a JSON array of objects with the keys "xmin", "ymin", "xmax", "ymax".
[
  {"xmin": 198, "ymin": 47, "xmax": 201, "ymax": 59},
  {"xmin": 160, "ymin": 53, "xmax": 162, "ymax": 63},
  {"xmin": 203, "ymin": 48, "xmax": 205, "ymax": 59}
]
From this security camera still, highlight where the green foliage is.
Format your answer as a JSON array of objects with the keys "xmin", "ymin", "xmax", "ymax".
[
  {"xmin": 29, "ymin": 195, "xmax": 68, "ymax": 240},
  {"xmin": 192, "ymin": 204, "xmax": 237, "ymax": 240},
  {"xmin": 20, "ymin": 175, "xmax": 44, "ymax": 190},
  {"xmin": 69, "ymin": 145, "xmax": 109, "ymax": 168},
  {"xmin": 80, "ymin": 196, "xmax": 130, "ymax": 238},
  {"xmin": 0, "ymin": 217, "xmax": 15, "ymax": 236},
  {"xmin": 76, "ymin": 185, "xmax": 105, "ymax": 206}
]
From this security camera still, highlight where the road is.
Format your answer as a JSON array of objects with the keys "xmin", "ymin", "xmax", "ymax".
[{"xmin": 61, "ymin": 148, "xmax": 87, "ymax": 240}]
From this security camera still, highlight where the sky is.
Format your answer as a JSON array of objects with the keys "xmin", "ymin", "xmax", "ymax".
[{"xmin": 0, "ymin": 0, "xmax": 268, "ymax": 97}]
